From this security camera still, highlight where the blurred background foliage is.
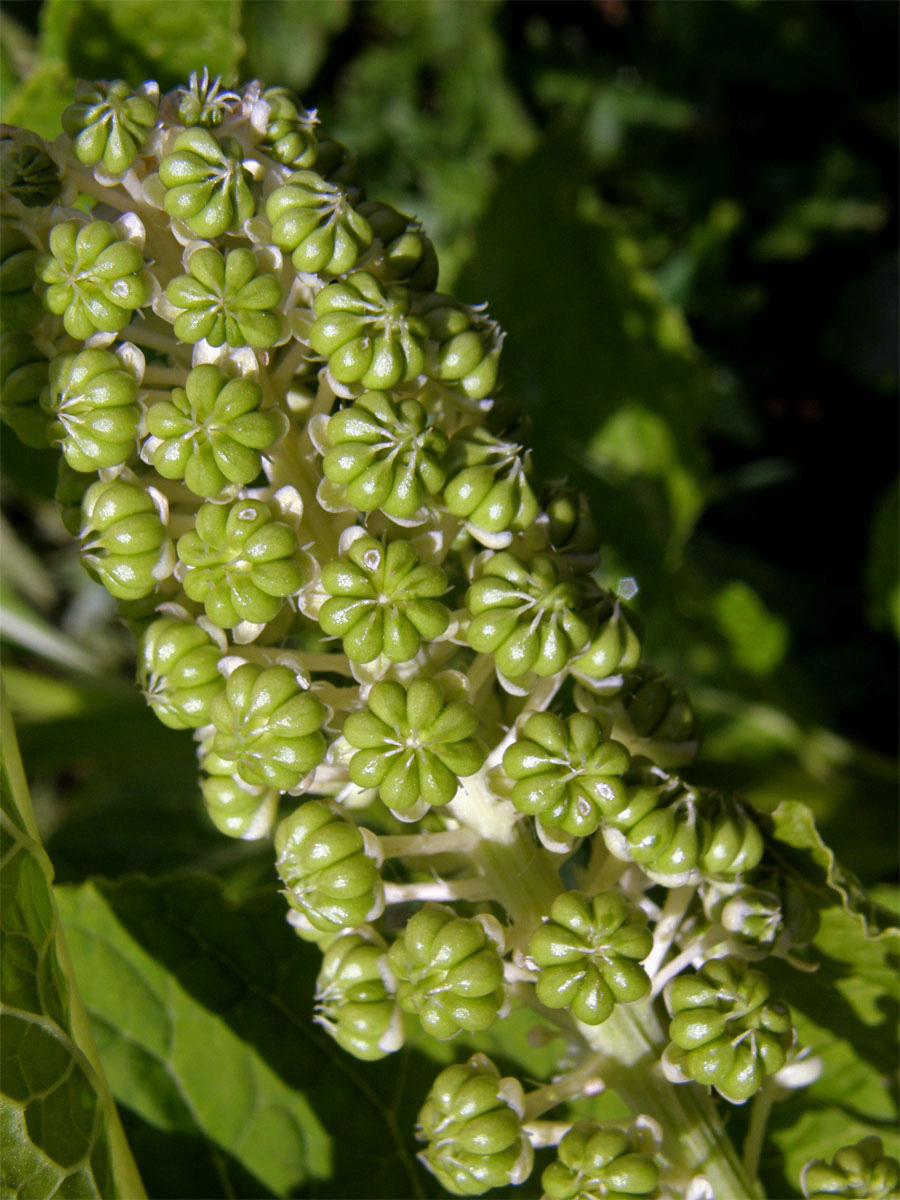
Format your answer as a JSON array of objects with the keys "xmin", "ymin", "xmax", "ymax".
[{"xmin": 1, "ymin": 0, "xmax": 897, "ymax": 895}]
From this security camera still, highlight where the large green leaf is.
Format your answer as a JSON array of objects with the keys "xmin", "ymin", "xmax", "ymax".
[
  {"xmin": 56, "ymin": 874, "xmax": 433, "ymax": 1199},
  {"xmin": 0, "ymin": 690, "xmax": 144, "ymax": 1198}
]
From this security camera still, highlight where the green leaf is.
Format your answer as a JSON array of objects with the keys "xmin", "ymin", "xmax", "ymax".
[
  {"xmin": 240, "ymin": 0, "xmax": 351, "ymax": 94},
  {"xmin": 56, "ymin": 873, "xmax": 431, "ymax": 1199},
  {"xmin": 0, "ymin": 688, "xmax": 145, "ymax": 1199},
  {"xmin": 759, "ymin": 799, "xmax": 899, "ymax": 1198}
]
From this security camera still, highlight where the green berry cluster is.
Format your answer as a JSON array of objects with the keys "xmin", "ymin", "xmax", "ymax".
[{"xmin": 1, "ymin": 72, "xmax": 832, "ymax": 1200}]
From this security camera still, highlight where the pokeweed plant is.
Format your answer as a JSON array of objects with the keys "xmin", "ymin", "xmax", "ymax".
[{"xmin": 0, "ymin": 71, "xmax": 897, "ymax": 1200}]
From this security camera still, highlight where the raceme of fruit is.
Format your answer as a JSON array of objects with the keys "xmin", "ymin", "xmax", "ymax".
[{"xmin": 1, "ymin": 69, "xmax": 887, "ymax": 1200}]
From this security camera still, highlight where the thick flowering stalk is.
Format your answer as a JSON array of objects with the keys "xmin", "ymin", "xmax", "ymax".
[{"xmin": 1, "ymin": 73, "xmax": 863, "ymax": 1200}]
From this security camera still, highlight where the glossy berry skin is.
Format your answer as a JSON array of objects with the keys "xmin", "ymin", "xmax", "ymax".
[
  {"xmin": 176, "ymin": 498, "xmax": 307, "ymax": 628},
  {"xmin": 137, "ymin": 615, "xmax": 225, "ymax": 729},
  {"xmin": 158, "ymin": 129, "xmax": 255, "ymax": 238},
  {"xmin": 0, "ymin": 226, "xmax": 43, "ymax": 332},
  {"xmin": 542, "ymin": 1122, "xmax": 660, "ymax": 1199},
  {"xmin": 260, "ymin": 87, "xmax": 318, "ymax": 168},
  {"xmin": 419, "ymin": 297, "xmax": 502, "ymax": 401},
  {"xmin": 529, "ymin": 891, "xmax": 652, "ymax": 1026},
  {"xmin": 275, "ymin": 799, "xmax": 384, "ymax": 935},
  {"xmin": 200, "ymin": 774, "xmax": 278, "ymax": 841},
  {"xmin": 204, "ymin": 663, "xmax": 327, "ymax": 792},
  {"xmin": 309, "ymin": 271, "xmax": 428, "ymax": 389},
  {"xmin": 358, "ymin": 200, "xmax": 438, "ymax": 290},
  {"xmin": 164, "ymin": 247, "xmax": 283, "ymax": 348},
  {"xmin": 266, "ymin": 170, "xmax": 372, "ymax": 275},
  {"xmin": 802, "ymin": 1137, "xmax": 900, "ymax": 1199},
  {"xmin": 42, "ymin": 347, "xmax": 140, "ymax": 472},
  {"xmin": 572, "ymin": 595, "xmax": 643, "ymax": 685},
  {"xmin": 416, "ymin": 1054, "xmax": 533, "ymax": 1197},
  {"xmin": 61, "ymin": 79, "xmax": 157, "ymax": 174},
  {"xmin": 618, "ymin": 787, "xmax": 704, "ymax": 881},
  {"xmin": 502, "ymin": 712, "xmax": 630, "ymax": 840},
  {"xmin": 388, "ymin": 904, "xmax": 505, "ymax": 1040},
  {"xmin": 36, "ymin": 220, "xmax": 150, "ymax": 340},
  {"xmin": 698, "ymin": 792, "xmax": 765, "ymax": 881},
  {"xmin": 664, "ymin": 956, "xmax": 794, "ymax": 1103},
  {"xmin": 343, "ymin": 678, "xmax": 485, "ymax": 817},
  {"xmin": 315, "ymin": 928, "xmax": 404, "ymax": 1061},
  {"xmin": 0, "ymin": 333, "xmax": 49, "ymax": 448},
  {"xmin": 145, "ymin": 364, "xmax": 284, "ymax": 497},
  {"xmin": 319, "ymin": 535, "xmax": 450, "ymax": 664},
  {"xmin": 79, "ymin": 478, "xmax": 172, "ymax": 602},
  {"xmin": 321, "ymin": 391, "xmax": 448, "ymax": 519},
  {"xmin": 442, "ymin": 427, "xmax": 538, "ymax": 545},
  {"xmin": 617, "ymin": 668, "xmax": 699, "ymax": 751},
  {"xmin": 465, "ymin": 552, "xmax": 593, "ymax": 678}
]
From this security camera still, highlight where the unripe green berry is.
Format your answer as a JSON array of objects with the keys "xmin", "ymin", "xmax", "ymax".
[
  {"xmin": 260, "ymin": 87, "xmax": 318, "ymax": 168},
  {"xmin": 42, "ymin": 346, "xmax": 141, "ymax": 472},
  {"xmin": 204, "ymin": 663, "xmax": 328, "ymax": 792},
  {"xmin": 275, "ymin": 799, "xmax": 384, "ymax": 935},
  {"xmin": 315, "ymin": 928, "xmax": 404, "ymax": 1061},
  {"xmin": 266, "ymin": 170, "xmax": 372, "ymax": 275},
  {"xmin": 416, "ymin": 1053, "xmax": 533, "ymax": 1197},
  {"xmin": 310, "ymin": 272, "xmax": 428, "ymax": 389},
  {"xmin": 443, "ymin": 427, "xmax": 538, "ymax": 545},
  {"xmin": 529, "ymin": 891, "xmax": 652, "ymax": 1025},
  {"xmin": 388, "ymin": 904, "xmax": 506, "ymax": 1040},
  {"xmin": 319, "ymin": 534, "xmax": 450, "ymax": 664},
  {"xmin": 62, "ymin": 79, "xmax": 158, "ymax": 175},
  {"xmin": 176, "ymin": 70, "xmax": 241, "ymax": 129},
  {"xmin": 80, "ymin": 478, "xmax": 173, "ymax": 602},
  {"xmin": 343, "ymin": 678, "xmax": 485, "ymax": 817},
  {"xmin": 802, "ymin": 1137, "xmax": 900, "ymax": 1199},
  {"xmin": 698, "ymin": 793, "xmax": 764, "ymax": 880},
  {"xmin": 572, "ymin": 595, "xmax": 643, "ymax": 685},
  {"xmin": 419, "ymin": 297, "xmax": 503, "ymax": 401},
  {"xmin": 176, "ymin": 497, "xmax": 308, "ymax": 628},
  {"xmin": 502, "ymin": 711, "xmax": 630, "ymax": 840},
  {"xmin": 200, "ymin": 773, "xmax": 279, "ymax": 840},
  {"xmin": 164, "ymin": 247, "xmax": 283, "ymax": 348},
  {"xmin": 159, "ymin": 128, "xmax": 255, "ymax": 237},
  {"xmin": 0, "ymin": 225, "xmax": 43, "ymax": 331},
  {"xmin": 358, "ymin": 200, "xmax": 438, "ymax": 290},
  {"xmin": 542, "ymin": 1122, "xmax": 660, "ymax": 1198},
  {"xmin": 664, "ymin": 956, "xmax": 794, "ymax": 1103},
  {"xmin": 137, "ymin": 615, "xmax": 225, "ymax": 729},
  {"xmin": 466, "ymin": 552, "xmax": 593, "ymax": 678},
  {"xmin": 320, "ymin": 391, "xmax": 448, "ymax": 519},
  {"xmin": 145, "ymin": 363, "xmax": 284, "ymax": 497},
  {"xmin": 0, "ymin": 332, "xmax": 50, "ymax": 448}
]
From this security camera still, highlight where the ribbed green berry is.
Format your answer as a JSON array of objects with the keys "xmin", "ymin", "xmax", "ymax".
[
  {"xmin": 698, "ymin": 793, "xmax": 764, "ymax": 880},
  {"xmin": 572, "ymin": 595, "xmax": 643, "ymax": 685},
  {"xmin": 542, "ymin": 1122, "xmax": 660, "ymax": 1199},
  {"xmin": 159, "ymin": 128, "xmax": 255, "ymax": 237},
  {"xmin": 466, "ymin": 552, "xmax": 593, "ymax": 678},
  {"xmin": 61, "ymin": 79, "xmax": 157, "ymax": 174},
  {"xmin": 664, "ymin": 957, "xmax": 794, "ymax": 1103},
  {"xmin": 204, "ymin": 663, "xmax": 327, "ymax": 792},
  {"xmin": 0, "ymin": 333, "xmax": 49, "ymax": 448},
  {"xmin": 598, "ymin": 759, "xmax": 670, "ymax": 832},
  {"xmin": 80, "ymin": 478, "xmax": 173, "ymax": 602},
  {"xmin": 137, "ymin": 615, "xmax": 225, "ymax": 729},
  {"xmin": 260, "ymin": 87, "xmax": 319, "ymax": 168},
  {"xmin": 0, "ymin": 138, "xmax": 61, "ymax": 208},
  {"xmin": 416, "ymin": 1054, "xmax": 533, "ymax": 1197},
  {"xmin": 388, "ymin": 904, "xmax": 505, "ymax": 1040},
  {"xmin": 442, "ymin": 427, "xmax": 538, "ymax": 545},
  {"xmin": 315, "ymin": 928, "xmax": 404, "ymax": 1061},
  {"xmin": 309, "ymin": 272, "xmax": 428, "ymax": 389},
  {"xmin": 175, "ymin": 69, "xmax": 241, "ymax": 129},
  {"xmin": 0, "ymin": 226, "xmax": 43, "ymax": 331},
  {"xmin": 145, "ymin": 364, "xmax": 284, "ymax": 497},
  {"xmin": 802, "ymin": 1137, "xmax": 900, "ymax": 1199},
  {"xmin": 42, "ymin": 347, "xmax": 140, "ymax": 472},
  {"xmin": 164, "ymin": 246, "xmax": 283, "ymax": 347},
  {"xmin": 358, "ymin": 200, "xmax": 438, "ymax": 290},
  {"xmin": 419, "ymin": 297, "xmax": 502, "ymax": 401},
  {"xmin": 321, "ymin": 391, "xmax": 448, "ymax": 519},
  {"xmin": 265, "ymin": 170, "xmax": 372, "ymax": 275},
  {"xmin": 502, "ymin": 712, "xmax": 630, "ymax": 840},
  {"xmin": 542, "ymin": 483, "xmax": 597, "ymax": 554},
  {"xmin": 319, "ymin": 535, "xmax": 450, "ymax": 663},
  {"xmin": 176, "ymin": 498, "xmax": 308, "ymax": 628},
  {"xmin": 275, "ymin": 799, "xmax": 384, "ymax": 934},
  {"xmin": 618, "ymin": 669, "xmax": 699, "ymax": 748},
  {"xmin": 529, "ymin": 891, "xmax": 652, "ymax": 1025},
  {"xmin": 36, "ymin": 219, "xmax": 150, "ymax": 340},
  {"xmin": 200, "ymin": 773, "xmax": 279, "ymax": 840},
  {"xmin": 343, "ymin": 678, "xmax": 485, "ymax": 816},
  {"xmin": 617, "ymin": 784, "xmax": 703, "ymax": 880}
]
